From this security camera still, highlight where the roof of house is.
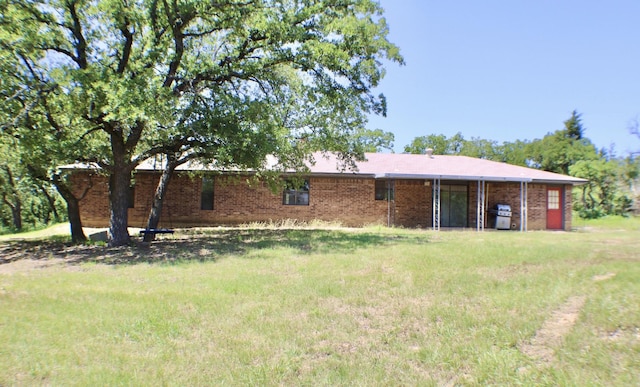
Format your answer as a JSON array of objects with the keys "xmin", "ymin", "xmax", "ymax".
[
  {"xmin": 61, "ymin": 152, "xmax": 588, "ymax": 185},
  {"xmin": 308, "ymin": 153, "xmax": 588, "ymax": 185}
]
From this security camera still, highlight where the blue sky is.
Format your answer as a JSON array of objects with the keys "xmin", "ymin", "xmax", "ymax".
[{"xmin": 367, "ymin": 0, "xmax": 640, "ymax": 156}]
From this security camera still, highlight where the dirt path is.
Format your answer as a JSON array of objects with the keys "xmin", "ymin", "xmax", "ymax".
[
  {"xmin": 519, "ymin": 295, "xmax": 587, "ymax": 365},
  {"xmin": 518, "ymin": 272, "xmax": 619, "ymax": 366}
]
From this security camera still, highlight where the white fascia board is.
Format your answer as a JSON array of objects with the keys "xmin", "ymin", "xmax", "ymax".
[
  {"xmin": 376, "ymin": 173, "xmax": 533, "ymax": 183},
  {"xmin": 531, "ymin": 178, "xmax": 588, "ymax": 186},
  {"xmin": 310, "ymin": 173, "xmax": 375, "ymax": 178}
]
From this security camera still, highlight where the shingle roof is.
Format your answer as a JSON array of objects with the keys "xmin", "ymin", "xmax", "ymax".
[
  {"xmin": 60, "ymin": 152, "xmax": 588, "ymax": 185},
  {"xmin": 309, "ymin": 153, "xmax": 587, "ymax": 185}
]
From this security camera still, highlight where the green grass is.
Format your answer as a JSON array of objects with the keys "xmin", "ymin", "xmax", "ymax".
[
  {"xmin": 571, "ymin": 213, "xmax": 640, "ymax": 230},
  {"xmin": 0, "ymin": 223, "xmax": 71, "ymax": 240},
  {"xmin": 0, "ymin": 220, "xmax": 639, "ymax": 385}
]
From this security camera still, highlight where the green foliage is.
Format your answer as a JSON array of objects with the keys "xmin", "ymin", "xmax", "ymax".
[
  {"xmin": 571, "ymin": 158, "xmax": 635, "ymax": 218},
  {"xmin": 403, "ymin": 132, "xmax": 465, "ymax": 155},
  {"xmin": 526, "ymin": 111, "xmax": 628, "ymax": 219},
  {"xmin": 496, "ymin": 139, "xmax": 531, "ymax": 166},
  {"xmin": 526, "ymin": 132, "xmax": 599, "ymax": 175},
  {"xmin": 525, "ymin": 111, "xmax": 599, "ymax": 175},
  {"xmin": 403, "ymin": 132, "xmax": 529, "ymax": 165},
  {"xmin": 458, "ymin": 137, "xmax": 499, "ymax": 159},
  {"xmin": 564, "ymin": 110, "xmax": 585, "ymax": 140},
  {"xmin": 351, "ymin": 128, "xmax": 395, "ymax": 153},
  {"xmin": 0, "ymin": 136, "xmax": 67, "ymax": 230}
]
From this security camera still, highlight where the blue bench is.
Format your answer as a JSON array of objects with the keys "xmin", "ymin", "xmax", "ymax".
[{"xmin": 139, "ymin": 229, "xmax": 175, "ymax": 237}]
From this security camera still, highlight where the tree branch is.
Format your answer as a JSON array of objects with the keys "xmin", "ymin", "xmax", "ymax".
[
  {"xmin": 41, "ymin": 95, "xmax": 64, "ymax": 135},
  {"xmin": 66, "ymin": 0, "xmax": 89, "ymax": 69},
  {"xmin": 161, "ymin": 0, "xmax": 194, "ymax": 88},
  {"xmin": 116, "ymin": 17, "xmax": 134, "ymax": 74},
  {"xmin": 38, "ymin": 45, "xmax": 80, "ymax": 65},
  {"xmin": 131, "ymin": 136, "xmax": 205, "ymax": 165},
  {"xmin": 124, "ymin": 120, "xmax": 146, "ymax": 151}
]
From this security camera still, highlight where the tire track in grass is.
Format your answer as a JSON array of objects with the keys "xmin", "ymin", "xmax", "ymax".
[
  {"xmin": 519, "ymin": 295, "xmax": 587, "ymax": 365},
  {"xmin": 519, "ymin": 272, "xmax": 618, "ymax": 366}
]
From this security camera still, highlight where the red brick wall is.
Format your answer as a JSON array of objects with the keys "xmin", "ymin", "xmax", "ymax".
[
  {"xmin": 526, "ymin": 183, "xmax": 547, "ymax": 230},
  {"xmin": 70, "ymin": 172, "xmax": 110, "ymax": 226},
  {"xmin": 394, "ymin": 180, "xmax": 431, "ymax": 228},
  {"xmin": 564, "ymin": 185, "xmax": 573, "ymax": 230},
  {"xmin": 70, "ymin": 172, "xmax": 574, "ymax": 230},
  {"xmin": 71, "ymin": 172, "xmax": 390, "ymax": 228}
]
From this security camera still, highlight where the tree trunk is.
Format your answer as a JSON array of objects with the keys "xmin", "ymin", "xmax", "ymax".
[
  {"xmin": 66, "ymin": 197, "xmax": 86, "ymax": 243},
  {"xmin": 10, "ymin": 199, "xmax": 22, "ymax": 230},
  {"xmin": 2, "ymin": 193, "xmax": 22, "ymax": 231},
  {"xmin": 53, "ymin": 181, "xmax": 87, "ymax": 243},
  {"xmin": 37, "ymin": 183, "xmax": 61, "ymax": 223},
  {"xmin": 108, "ymin": 128, "xmax": 135, "ymax": 247},
  {"xmin": 1, "ymin": 166, "xmax": 22, "ymax": 231},
  {"xmin": 143, "ymin": 164, "xmax": 176, "ymax": 242},
  {"xmin": 37, "ymin": 169, "xmax": 88, "ymax": 243},
  {"xmin": 108, "ymin": 169, "xmax": 132, "ymax": 246}
]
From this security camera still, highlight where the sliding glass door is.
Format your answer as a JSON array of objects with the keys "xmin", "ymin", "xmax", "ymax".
[{"xmin": 441, "ymin": 184, "xmax": 468, "ymax": 227}]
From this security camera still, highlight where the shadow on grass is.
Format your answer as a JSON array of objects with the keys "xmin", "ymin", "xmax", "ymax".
[{"xmin": 0, "ymin": 228, "xmax": 428, "ymax": 266}]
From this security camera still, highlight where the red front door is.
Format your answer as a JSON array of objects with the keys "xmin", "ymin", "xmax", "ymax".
[{"xmin": 546, "ymin": 187, "xmax": 563, "ymax": 230}]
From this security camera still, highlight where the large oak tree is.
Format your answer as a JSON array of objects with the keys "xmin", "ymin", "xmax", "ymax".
[{"xmin": 0, "ymin": 0, "xmax": 402, "ymax": 245}]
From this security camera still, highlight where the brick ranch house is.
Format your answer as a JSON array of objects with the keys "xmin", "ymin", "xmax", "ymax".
[{"xmin": 67, "ymin": 152, "xmax": 587, "ymax": 231}]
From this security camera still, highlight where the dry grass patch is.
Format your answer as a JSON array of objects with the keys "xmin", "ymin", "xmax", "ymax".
[{"xmin": 593, "ymin": 272, "xmax": 616, "ymax": 282}]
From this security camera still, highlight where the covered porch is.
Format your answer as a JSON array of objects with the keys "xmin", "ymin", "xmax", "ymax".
[{"xmin": 377, "ymin": 174, "xmax": 532, "ymax": 231}]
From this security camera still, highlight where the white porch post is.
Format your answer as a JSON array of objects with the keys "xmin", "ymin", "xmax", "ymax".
[
  {"xmin": 477, "ymin": 179, "xmax": 485, "ymax": 231},
  {"xmin": 433, "ymin": 178, "xmax": 441, "ymax": 231},
  {"xmin": 520, "ymin": 181, "xmax": 528, "ymax": 232},
  {"xmin": 386, "ymin": 179, "xmax": 395, "ymax": 227}
]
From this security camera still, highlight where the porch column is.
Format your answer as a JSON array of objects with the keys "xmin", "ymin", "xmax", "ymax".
[
  {"xmin": 476, "ymin": 179, "xmax": 485, "ymax": 231},
  {"xmin": 386, "ymin": 179, "xmax": 395, "ymax": 227},
  {"xmin": 432, "ymin": 178, "xmax": 441, "ymax": 231},
  {"xmin": 520, "ymin": 181, "xmax": 528, "ymax": 232}
]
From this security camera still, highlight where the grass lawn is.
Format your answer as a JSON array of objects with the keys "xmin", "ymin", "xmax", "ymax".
[{"xmin": 0, "ymin": 218, "xmax": 639, "ymax": 385}]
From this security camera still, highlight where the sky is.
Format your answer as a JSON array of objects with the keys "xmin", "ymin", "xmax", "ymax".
[{"xmin": 367, "ymin": 0, "xmax": 640, "ymax": 155}]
